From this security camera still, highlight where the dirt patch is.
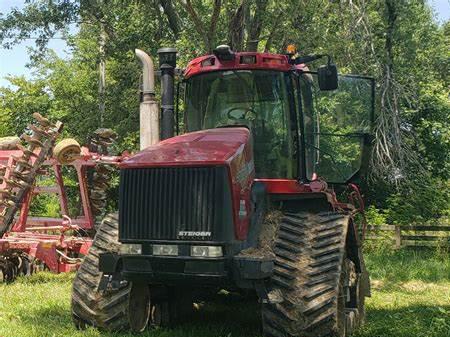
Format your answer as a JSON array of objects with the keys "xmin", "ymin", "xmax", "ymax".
[
  {"xmin": 371, "ymin": 279, "xmax": 385, "ymax": 290},
  {"xmin": 238, "ymin": 210, "xmax": 283, "ymax": 258},
  {"xmin": 371, "ymin": 279, "xmax": 449, "ymax": 293},
  {"xmin": 400, "ymin": 280, "xmax": 449, "ymax": 293}
]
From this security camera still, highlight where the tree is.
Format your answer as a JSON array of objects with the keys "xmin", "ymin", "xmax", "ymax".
[{"xmin": 0, "ymin": 76, "xmax": 52, "ymax": 137}]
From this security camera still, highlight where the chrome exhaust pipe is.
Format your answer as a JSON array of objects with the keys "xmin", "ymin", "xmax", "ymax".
[{"xmin": 135, "ymin": 49, "xmax": 159, "ymax": 149}]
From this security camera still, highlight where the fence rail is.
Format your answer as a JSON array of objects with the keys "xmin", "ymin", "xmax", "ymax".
[{"xmin": 366, "ymin": 222, "xmax": 450, "ymax": 248}]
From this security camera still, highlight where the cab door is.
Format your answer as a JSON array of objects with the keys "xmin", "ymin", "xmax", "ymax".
[{"xmin": 296, "ymin": 72, "xmax": 375, "ymax": 184}]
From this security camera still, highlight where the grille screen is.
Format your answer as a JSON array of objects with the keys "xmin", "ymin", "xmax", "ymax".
[{"xmin": 119, "ymin": 166, "xmax": 229, "ymax": 241}]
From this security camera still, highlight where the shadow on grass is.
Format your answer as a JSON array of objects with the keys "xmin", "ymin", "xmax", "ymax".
[
  {"xmin": 13, "ymin": 250, "xmax": 450, "ymax": 337},
  {"xmin": 355, "ymin": 304, "xmax": 450, "ymax": 337},
  {"xmin": 14, "ymin": 289, "xmax": 450, "ymax": 337},
  {"xmin": 18, "ymin": 294, "xmax": 262, "ymax": 337}
]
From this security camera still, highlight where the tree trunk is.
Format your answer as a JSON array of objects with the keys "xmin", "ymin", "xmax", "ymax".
[
  {"xmin": 98, "ymin": 22, "xmax": 107, "ymax": 127},
  {"xmin": 179, "ymin": 0, "xmax": 222, "ymax": 52},
  {"xmin": 246, "ymin": 0, "xmax": 268, "ymax": 51},
  {"xmin": 385, "ymin": 0, "xmax": 396, "ymax": 78},
  {"xmin": 228, "ymin": 0, "xmax": 246, "ymax": 51},
  {"xmin": 207, "ymin": 0, "xmax": 222, "ymax": 51},
  {"xmin": 159, "ymin": 0, "xmax": 181, "ymax": 38}
]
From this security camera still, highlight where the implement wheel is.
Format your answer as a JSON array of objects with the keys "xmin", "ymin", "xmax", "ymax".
[
  {"xmin": 261, "ymin": 211, "xmax": 368, "ymax": 337},
  {"xmin": 54, "ymin": 138, "xmax": 81, "ymax": 164}
]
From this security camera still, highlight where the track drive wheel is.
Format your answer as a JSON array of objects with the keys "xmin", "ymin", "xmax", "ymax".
[
  {"xmin": 71, "ymin": 213, "xmax": 131, "ymax": 331},
  {"xmin": 261, "ymin": 211, "xmax": 368, "ymax": 337}
]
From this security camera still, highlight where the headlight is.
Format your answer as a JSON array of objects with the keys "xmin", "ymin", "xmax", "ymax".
[
  {"xmin": 152, "ymin": 244, "xmax": 178, "ymax": 256},
  {"xmin": 191, "ymin": 246, "xmax": 223, "ymax": 257},
  {"xmin": 119, "ymin": 243, "xmax": 142, "ymax": 254}
]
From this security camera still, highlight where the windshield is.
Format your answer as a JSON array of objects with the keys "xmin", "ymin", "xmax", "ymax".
[
  {"xmin": 299, "ymin": 73, "xmax": 374, "ymax": 183},
  {"xmin": 185, "ymin": 70, "xmax": 295, "ymax": 178}
]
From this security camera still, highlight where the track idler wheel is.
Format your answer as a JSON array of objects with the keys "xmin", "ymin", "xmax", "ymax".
[
  {"xmin": 147, "ymin": 286, "xmax": 194, "ymax": 329},
  {"xmin": 129, "ymin": 283, "xmax": 151, "ymax": 332}
]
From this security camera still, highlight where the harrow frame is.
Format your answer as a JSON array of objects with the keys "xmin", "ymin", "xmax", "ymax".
[{"xmin": 0, "ymin": 118, "xmax": 122, "ymax": 281}]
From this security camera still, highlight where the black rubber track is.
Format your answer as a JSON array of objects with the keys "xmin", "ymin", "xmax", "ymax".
[
  {"xmin": 71, "ymin": 213, "xmax": 131, "ymax": 330},
  {"xmin": 262, "ymin": 211, "xmax": 364, "ymax": 337}
]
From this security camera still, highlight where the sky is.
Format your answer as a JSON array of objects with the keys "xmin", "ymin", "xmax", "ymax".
[{"xmin": 0, "ymin": 0, "xmax": 449, "ymax": 88}]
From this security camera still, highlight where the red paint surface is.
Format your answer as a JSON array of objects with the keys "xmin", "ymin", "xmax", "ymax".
[
  {"xmin": 255, "ymin": 179, "xmax": 311, "ymax": 194},
  {"xmin": 121, "ymin": 128, "xmax": 252, "ymax": 168},
  {"xmin": 184, "ymin": 52, "xmax": 307, "ymax": 79},
  {"xmin": 0, "ymin": 232, "xmax": 92, "ymax": 273}
]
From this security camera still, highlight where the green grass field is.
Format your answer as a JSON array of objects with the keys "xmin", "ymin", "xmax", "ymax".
[{"xmin": 0, "ymin": 249, "xmax": 449, "ymax": 337}]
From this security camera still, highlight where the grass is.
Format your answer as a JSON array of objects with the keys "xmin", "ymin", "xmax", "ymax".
[
  {"xmin": 355, "ymin": 249, "xmax": 450, "ymax": 337},
  {"xmin": 0, "ymin": 249, "xmax": 449, "ymax": 337}
]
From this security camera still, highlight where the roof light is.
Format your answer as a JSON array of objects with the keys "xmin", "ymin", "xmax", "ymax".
[
  {"xmin": 286, "ymin": 44, "xmax": 297, "ymax": 55},
  {"xmin": 240, "ymin": 55, "xmax": 256, "ymax": 64}
]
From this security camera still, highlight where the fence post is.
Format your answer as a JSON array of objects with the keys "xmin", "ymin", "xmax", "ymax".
[{"xmin": 394, "ymin": 225, "xmax": 402, "ymax": 249}]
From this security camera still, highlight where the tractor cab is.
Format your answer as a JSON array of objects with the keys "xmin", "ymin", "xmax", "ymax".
[{"xmin": 183, "ymin": 48, "xmax": 375, "ymax": 184}]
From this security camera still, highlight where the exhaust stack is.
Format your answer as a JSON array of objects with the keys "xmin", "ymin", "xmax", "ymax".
[
  {"xmin": 135, "ymin": 49, "xmax": 159, "ymax": 149},
  {"xmin": 157, "ymin": 48, "xmax": 177, "ymax": 140}
]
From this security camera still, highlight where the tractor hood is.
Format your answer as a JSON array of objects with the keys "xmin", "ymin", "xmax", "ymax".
[{"xmin": 120, "ymin": 127, "xmax": 251, "ymax": 168}]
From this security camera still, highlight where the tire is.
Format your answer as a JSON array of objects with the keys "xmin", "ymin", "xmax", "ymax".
[
  {"xmin": 71, "ymin": 213, "xmax": 131, "ymax": 331},
  {"xmin": 261, "ymin": 211, "xmax": 367, "ymax": 337}
]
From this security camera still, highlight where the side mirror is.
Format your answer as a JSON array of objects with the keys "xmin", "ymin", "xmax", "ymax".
[{"xmin": 318, "ymin": 63, "xmax": 338, "ymax": 91}]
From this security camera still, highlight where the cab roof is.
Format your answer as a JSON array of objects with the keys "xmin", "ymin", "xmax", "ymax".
[{"xmin": 184, "ymin": 52, "xmax": 306, "ymax": 79}]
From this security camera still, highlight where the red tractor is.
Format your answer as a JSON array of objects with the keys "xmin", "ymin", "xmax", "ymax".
[{"xmin": 71, "ymin": 45, "xmax": 374, "ymax": 337}]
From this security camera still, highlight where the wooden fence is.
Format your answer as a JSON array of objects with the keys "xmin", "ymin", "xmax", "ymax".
[{"xmin": 366, "ymin": 220, "xmax": 450, "ymax": 248}]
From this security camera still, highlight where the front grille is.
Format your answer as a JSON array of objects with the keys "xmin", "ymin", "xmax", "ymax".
[{"xmin": 119, "ymin": 166, "xmax": 231, "ymax": 241}]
